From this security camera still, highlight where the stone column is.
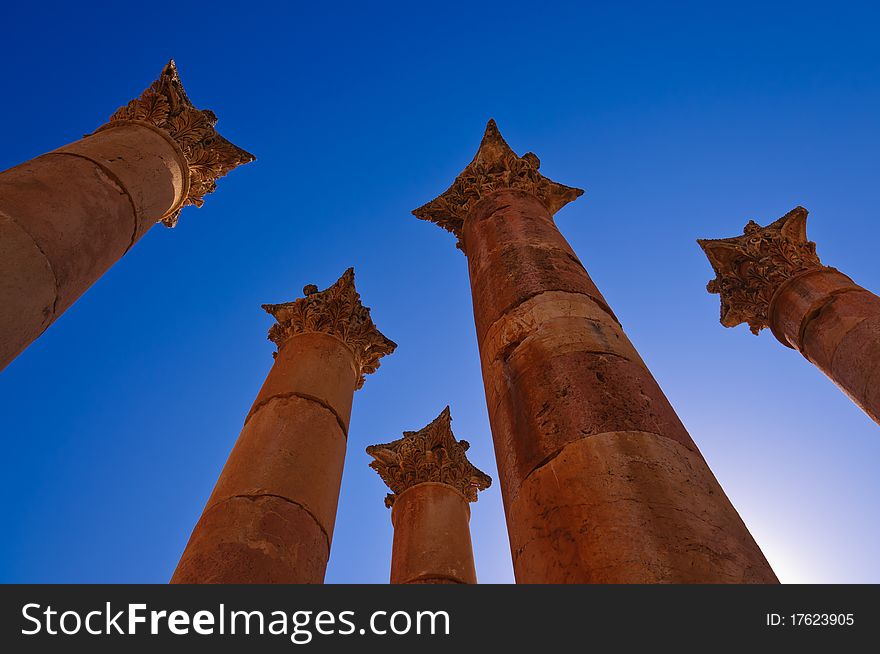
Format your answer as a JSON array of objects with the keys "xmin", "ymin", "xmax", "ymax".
[
  {"xmin": 699, "ymin": 206, "xmax": 880, "ymax": 426},
  {"xmin": 171, "ymin": 269, "xmax": 396, "ymax": 583},
  {"xmin": 0, "ymin": 60, "xmax": 254, "ymax": 371},
  {"xmin": 366, "ymin": 407, "xmax": 491, "ymax": 584},
  {"xmin": 413, "ymin": 120, "xmax": 777, "ymax": 583}
]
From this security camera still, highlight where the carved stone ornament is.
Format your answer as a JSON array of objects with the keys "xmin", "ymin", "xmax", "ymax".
[
  {"xmin": 698, "ymin": 206, "xmax": 824, "ymax": 334},
  {"xmin": 262, "ymin": 268, "xmax": 396, "ymax": 389},
  {"xmin": 366, "ymin": 406, "xmax": 492, "ymax": 507},
  {"xmin": 102, "ymin": 60, "xmax": 255, "ymax": 227},
  {"xmin": 412, "ymin": 119, "xmax": 583, "ymax": 250}
]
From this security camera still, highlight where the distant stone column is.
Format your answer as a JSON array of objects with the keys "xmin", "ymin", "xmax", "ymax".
[
  {"xmin": 413, "ymin": 120, "xmax": 776, "ymax": 583},
  {"xmin": 367, "ymin": 407, "xmax": 491, "ymax": 584},
  {"xmin": 171, "ymin": 269, "xmax": 396, "ymax": 583},
  {"xmin": 700, "ymin": 206, "xmax": 880, "ymax": 426},
  {"xmin": 0, "ymin": 60, "xmax": 254, "ymax": 371}
]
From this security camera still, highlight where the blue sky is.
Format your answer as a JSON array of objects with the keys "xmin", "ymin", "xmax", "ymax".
[{"xmin": 1, "ymin": 1, "xmax": 879, "ymax": 583}]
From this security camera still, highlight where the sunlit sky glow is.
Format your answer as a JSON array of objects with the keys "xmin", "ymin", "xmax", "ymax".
[{"xmin": 1, "ymin": 1, "xmax": 879, "ymax": 583}]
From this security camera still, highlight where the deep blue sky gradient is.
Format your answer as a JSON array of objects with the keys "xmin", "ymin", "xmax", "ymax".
[{"xmin": 1, "ymin": 1, "xmax": 879, "ymax": 583}]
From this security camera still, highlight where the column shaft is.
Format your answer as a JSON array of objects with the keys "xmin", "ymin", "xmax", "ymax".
[
  {"xmin": 171, "ymin": 332, "xmax": 355, "ymax": 583},
  {"xmin": 466, "ymin": 190, "xmax": 775, "ymax": 583},
  {"xmin": 390, "ymin": 483, "xmax": 477, "ymax": 584},
  {"xmin": 0, "ymin": 124, "xmax": 187, "ymax": 369},
  {"xmin": 771, "ymin": 269, "xmax": 880, "ymax": 424},
  {"xmin": 172, "ymin": 268, "xmax": 395, "ymax": 583},
  {"xmin": 414, "ymin": 121, "xmax": 776, "ymax": 583}
]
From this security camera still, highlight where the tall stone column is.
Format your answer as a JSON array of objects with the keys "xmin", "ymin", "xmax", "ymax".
[
  {"xmin": 0, "ymin": 60, "xmax": 253, "ymax": 371},
  {"xmin": 366, "ymin": 407, "xmax": 491, "ymax": 584},
  {"xmin": 699, "ymin": 206, "xmax": 880, "ymax": 426},
  {"xmin": 413, "ymin": 120, "xmax": 777, "ymax": 583},
  {"xmin": 171, "ymin": 269, "xmax": 396, "ymax": 583}
]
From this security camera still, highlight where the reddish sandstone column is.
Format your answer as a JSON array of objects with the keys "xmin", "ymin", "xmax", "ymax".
[
  {"xmin": 700, "ymin": 206, "xmax": 880, "ymax": 426},
  {"xmin": 413, "ymin": 120, "xmax": 776, "ymax": 583},
  {"xmin": 0, "ymin": 60, "xmax": 253, "ymax": 371},
  {"xmin": 367, "ymin": 407, "xmax": 491, "ymax": 584},
  {"xmin": 171, "ymin": 269, "xmax": 396, "ymax": 583}
]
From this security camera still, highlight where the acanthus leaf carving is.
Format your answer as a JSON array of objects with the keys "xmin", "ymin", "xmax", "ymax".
[
  {"xmin": 102, "ymin": 60, "xmax": 255, "ymax": 226},
  {"xmin": 262, "ymin": 268, "xmax": 396, "ymax": 390},
  {"xmin": 366, "ymin": 406, "xmax": 492, "ymax": 508},
  {"xmin": 412, "ymin": 119, "xmax": 583, "ymax": 250},
  {"xmin": 698, "ymin": 206, "xmax": 825, "ymax": 334}
]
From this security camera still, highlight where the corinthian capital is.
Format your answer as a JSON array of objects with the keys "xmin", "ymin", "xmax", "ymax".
[
  {"xmin": 102, "ymin": 60, "xmax": 255, "ymax": 227},
  {"xmin": 698, "ymin": 206, "xmax": 825, "ymax": 334},
  {"xmin": 262, "ymin": 268, "xmax": 396, "ymax": 389},
  {"xmin": 366, "ymin": 406, "xmax": 491, "ymax": 508},
  {"xmin": 412, "ymin": 119, "xmax": 583, "ymax": 249}
]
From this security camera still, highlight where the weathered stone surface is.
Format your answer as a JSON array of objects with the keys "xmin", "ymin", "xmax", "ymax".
[
  {"xmin": 828, "ymin": 315, "xmax": 880, "ymax": 422},
  {"xmin": 367, "ymin": 408, "xmax": 489, "ymax": 584},
  {"xmin": 465, "ymin": 190, "xmax": 613, "ymax": 341},
  {"xmin": 210, "ymin": 395, "xmax": 347, "ymax": 541},
  {"xmin": 389, "ymin": 483, "xmax": 477, "ymax": 584},
  {"xmin": 768, "ymin": 268, "xmax": 856, "ymax": 349},
  {"xmin": 800, "ymin": 289, "xmax": 880, "ymax": 371},
  {"xmin": 480, "ymin": 291, "xmax": 640, "ymax": 367},
  {"xmin": 56, "ymin": 123, "xmax": 187, "ymax": 238},
  {"xmin": 508, "ymin": 431, "xmax": 778, "ymax": 583},
  {"xmin": 0, "ymin": 153, "xmax": 136, "ymax": 317},
  {"xmin": 248, "ymin": 331, "xmax": 358, "ymax": 431},
  {"xmin": 485, "ymin": 347, "xmax": 695, "ymax": 504},
  {"xmin": 170, "ymin": 495, "xmax": 329, "ymax": 584},
  {"xmin": 863, "ymin": 362, "xmax": 880, "ymax": 425},
  {"xmin": 0, "ymin": 213, "xmax": 55, "ymax": 365}
]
